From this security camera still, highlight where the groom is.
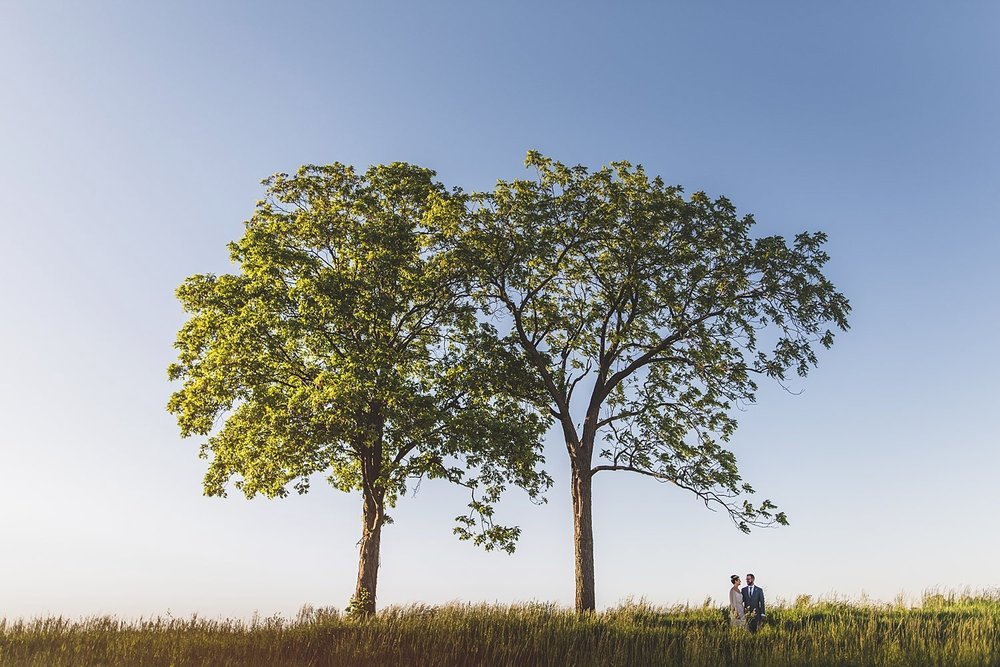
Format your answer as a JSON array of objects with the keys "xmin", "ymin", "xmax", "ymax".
[{"xmin": 742, "ymin": 573, "xmax": 766, "ymax": 632}]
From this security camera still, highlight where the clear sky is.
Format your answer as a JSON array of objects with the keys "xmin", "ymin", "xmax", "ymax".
[{"xmin": 1, "ymin": 1, "xmax": 998, "ymax": 619}]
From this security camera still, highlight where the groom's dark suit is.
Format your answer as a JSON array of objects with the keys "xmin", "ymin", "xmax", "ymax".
[{"xmin": 741, "ymin": 585, "xmax": 765, "ymax": 632}]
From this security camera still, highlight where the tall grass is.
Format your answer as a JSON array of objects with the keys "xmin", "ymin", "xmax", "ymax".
[{"xmin": 1, "ymin": 591, "xmax": 998, "ymax": 666}]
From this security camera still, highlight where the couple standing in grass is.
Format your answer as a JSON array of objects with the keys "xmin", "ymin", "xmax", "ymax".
[{"xmin": 729, "ymin": 573, "xmax": 766, "ymax": 631}]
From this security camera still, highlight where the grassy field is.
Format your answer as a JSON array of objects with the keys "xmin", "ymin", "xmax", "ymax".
[{"xmin": 1, "ymin": 591, "xmax": 997, "ymax": 666}]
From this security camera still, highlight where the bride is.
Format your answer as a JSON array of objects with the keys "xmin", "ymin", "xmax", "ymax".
[{"xmin": 729, "ymin": 575, "xmax": 746, "ymax": 628}]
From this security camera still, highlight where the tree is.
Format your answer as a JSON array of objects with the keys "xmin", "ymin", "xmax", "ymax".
[
  {"xmin": 167, "ymin": 163, "xmax": 551, "ymax": 615},
  {"xmin": 451, "ymin": 152, "xmax": 850, "ymax": 612}
]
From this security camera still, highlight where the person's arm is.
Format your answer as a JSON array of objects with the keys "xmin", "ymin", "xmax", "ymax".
[{"xmin": 760, "ymin": 590, "xmax": 765, "ymax": 616}]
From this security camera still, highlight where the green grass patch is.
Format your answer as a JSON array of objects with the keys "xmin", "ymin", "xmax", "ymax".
[{"xmin": 2, "ymin": 592, "xmax": 998, "ymax": 666}]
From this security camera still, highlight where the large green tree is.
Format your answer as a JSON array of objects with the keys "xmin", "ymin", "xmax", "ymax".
[
  {"xmin": 168, "ymin": 163, "xmax": 550, "ymax": 615},
  {"xmin": 452, "ymin": 152, "xmax": 850, "ymax": 612}
]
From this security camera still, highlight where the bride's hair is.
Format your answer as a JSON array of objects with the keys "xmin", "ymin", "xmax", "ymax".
[{"xmin": 730, "ymin": 575, "xmax": 739, "ymax": 584}]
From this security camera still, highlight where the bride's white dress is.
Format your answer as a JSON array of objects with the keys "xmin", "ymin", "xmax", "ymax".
[{"xmin": 729, "ymin": 587, "xmax": 746, "ymax": 627}]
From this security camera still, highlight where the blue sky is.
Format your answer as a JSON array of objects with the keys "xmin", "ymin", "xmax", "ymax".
[{"xmin": 1, "ymin": 1, "xmax": 998, "ymax": 618}]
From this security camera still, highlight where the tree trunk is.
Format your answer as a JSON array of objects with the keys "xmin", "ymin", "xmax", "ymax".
[
  {"xmin": 353, "ymin": 489, "xmax": 384, "ymax": 616},
  {"xmin": 570, "ymin": 457, "xmax": 596, "ymax": 612}
]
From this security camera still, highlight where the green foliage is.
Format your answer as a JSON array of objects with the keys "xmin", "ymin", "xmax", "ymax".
[
  {"xmin": 167, "ymin": 162, "xmax": 551, "ymax": 551},
  {"xmin": 345, "ymin": 589, "xmax": 374, "ymax": 620},
  {"xmin": 3, "ymin": 593, "xmax": 999, "ymax": 666},
  {"xmin": 452, "ymin": 151, "xmax": 851, "ymax": 530}
]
